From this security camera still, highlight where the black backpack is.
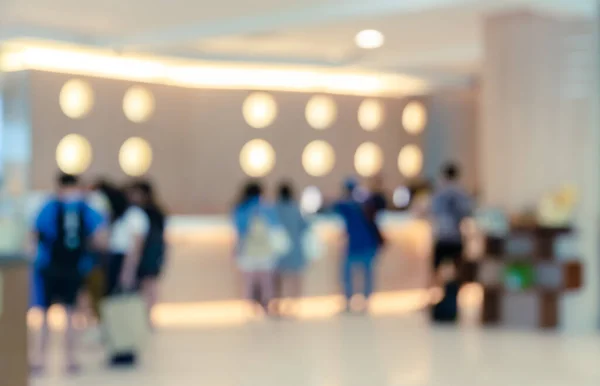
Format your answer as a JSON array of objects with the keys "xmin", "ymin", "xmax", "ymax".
[
  {"xmin": 139, "ymin": 207, "xmax": 166, "ymax": 273},
  {"xmin": 45, "ymin": 201, "xmax": 88, "ymax": 277}
]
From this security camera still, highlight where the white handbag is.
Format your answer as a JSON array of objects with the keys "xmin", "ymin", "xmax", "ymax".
[
  {"xmin": 303, "ymin": 227, "xmax": 325, "ymax": 262},
  {"xmin": 270, "ymin": 226, "xmax": 292, "ymax": 256},
  {"xmin": 101, "ymin": 293, "xmax": 149, "ymax": 354},
  {"xmin": 243, "ymin": 215, "xmax": 292, "ymax": 259}
]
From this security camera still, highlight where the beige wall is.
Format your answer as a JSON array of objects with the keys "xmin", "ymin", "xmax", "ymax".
[
  {"xmin": 425, "ymin": 86, "xmax": 479, "ymax": 191},
  {"xmin": 29, "ymin": 70, "xmax": 433, "ymax": 214}
]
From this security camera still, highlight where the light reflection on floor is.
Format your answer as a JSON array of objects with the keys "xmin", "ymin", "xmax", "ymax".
[
  {"xmin": 30, "ymin": 313, "xmax": 600, "ymax": 386},
  {"xmin": 28, "ymin": 284, "xmax": 484, "ymax": 330}
]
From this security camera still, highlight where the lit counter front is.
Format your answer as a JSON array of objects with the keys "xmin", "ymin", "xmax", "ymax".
[{"xmin": 157, "ymin": 213, "xmax": 433, "ymax": 318}]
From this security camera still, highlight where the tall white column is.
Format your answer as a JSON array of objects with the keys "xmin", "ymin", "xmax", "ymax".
[{"xmin": 480, "ymin": 11, "xmax": 599, "ymax": 331}]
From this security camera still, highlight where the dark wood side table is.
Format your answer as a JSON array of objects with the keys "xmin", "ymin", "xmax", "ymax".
[{"xmin": 477, "ymin": 226, "xmax": 582, "ymax": 328}]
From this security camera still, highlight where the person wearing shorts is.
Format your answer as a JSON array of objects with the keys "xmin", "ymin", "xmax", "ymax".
[{"xmin": 31, "ymin": 173, "xmax": 106, "ymax": 374}]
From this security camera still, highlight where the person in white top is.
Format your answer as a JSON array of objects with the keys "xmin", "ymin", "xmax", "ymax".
[
  {"xmin": 99, "ymin": 183, "xmax": 150, "ymax": 294},
  {"xmin": 126, "ymin": 180, "xmax": 167, "ymax": 326}
]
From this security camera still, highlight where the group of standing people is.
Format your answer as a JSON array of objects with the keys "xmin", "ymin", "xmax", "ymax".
[
  {"xmin": 30, "ymin": 172, "xmax": 167, "ymax": 373},
  {"xmin": 232, "ymin": 181, "xmax": 309, "ymax": 316},
  {"xmin": 28, "ymin": 161, "xmax": 471, "ymax": 373},
  {"xmin": 232, "ymin": 176, "xmax": 388, "ymax": 316},
  {"xmin": 231, "ymin": 163, "xmax": 472, "ymax": 320}
]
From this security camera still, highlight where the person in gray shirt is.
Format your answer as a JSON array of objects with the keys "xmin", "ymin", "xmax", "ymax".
[
  {"xmin": 431, "ymin": 163, "xmax": 473, "ymax": 269},
  {"xmin": 430, "ymin": 163, "xmax": 473, "ymax": 322}
]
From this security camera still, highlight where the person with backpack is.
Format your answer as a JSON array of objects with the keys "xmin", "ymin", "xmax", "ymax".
[
  {"xmin": 98, "ymin": 183, "xmax": 150, "ymax": 366},
  {"xmin": 430, "ymin": 163, "xmax": 473, "ymax": 322},
  {"xmin": 99, "ymin": 184, "xmax": 150, "ymax": 297},
  {"xmin": 126, "ymin": 180, "xmax": 167, "ymax": 326},
  {"xmin": 31, "ymin": 173, "xmax": 107, "ymax": 374},
  {"xmin": 232, "ymin": 181, "xmax": 288, "ymax": 315}
]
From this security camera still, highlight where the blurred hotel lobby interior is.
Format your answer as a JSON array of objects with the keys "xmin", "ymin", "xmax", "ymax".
[{"xmin": 1, "ymin": 0, "xmax": 600, "ymax": 385}]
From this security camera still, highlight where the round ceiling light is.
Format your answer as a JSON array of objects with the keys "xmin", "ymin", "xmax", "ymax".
[
  {"xmin": 393, "ymin": 186, "xmax": 411, "ymax": 208},
  {"xmin": 354, "ymin": 142, "xmax": 384, "ymax": 177},
  {"xmin": 239, "ymin": 139, "xmax": 276, "ymax": 177},
  {"xmin": 398, "ymin": 145, "xmax": 423, "ymax": 178},
  {"xmin": 358, "ymin": 99, "xmax": 385, "ymax": 131},
  {"xmin": 305, "ymin": 95, "xmax": 337, "ymax": 130},
  {"xmin": 56, "ymin": 134, "xmax": 93, "ymax": 175},
  {"xmin": 243, "ymin": 92, "xmax": 278, "ymax": 129},
  {"xmin": 119, "ymin": 137, "xmax": 153, "ymax": 177},
  {"xmin": 355, "ymin": 29, "xmax": 385, "ymax": 49},
  {"xmin": 302, "ymin": 140, "xmax": 335, "ymax": 177},
  {"xmin": 59, "ymin": 79, "xmax": 94, "ymax": 119},
  {"xmin": 300, "ymin": 186, "xmax": 324, "ymax": 215},
  {"xmin": 123, "ymin": 86, "xmax": 155, "ymax": 123},
  {"xmin": 402, "ymin": 101, "xmax": 427, "ymax": 134}
]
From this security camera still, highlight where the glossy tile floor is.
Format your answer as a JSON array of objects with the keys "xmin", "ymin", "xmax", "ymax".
[{"xmin": 32, "ymin": 313, "xmax": 600, "ymax": 386}]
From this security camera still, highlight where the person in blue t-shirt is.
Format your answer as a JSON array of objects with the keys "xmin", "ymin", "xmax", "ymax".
[
  {"xmin": 333, "ymin": 178, "xmax": 380, "ymax": 312},
  {"xmin": 31, "ymin": 173, "xmax": 107, "ymax": 374}
]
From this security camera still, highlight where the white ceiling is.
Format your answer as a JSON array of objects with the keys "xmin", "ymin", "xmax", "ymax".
[{"xmin": 0, "ymin": 0, "xmax": 596, "ymax": 85}]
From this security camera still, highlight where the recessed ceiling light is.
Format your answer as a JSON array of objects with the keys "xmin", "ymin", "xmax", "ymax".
[{"xmin": 355, "ymin": 30, "xmax": 385, "ymax": 49}]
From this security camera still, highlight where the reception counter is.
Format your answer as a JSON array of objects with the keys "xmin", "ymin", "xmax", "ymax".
[
  {"xmin": 160, "ymin": 213, "xmax": 432, "ymax": 302},
  {"xmin": 0, "ymin": 256, "xmax": 29, "ymax": 386}
]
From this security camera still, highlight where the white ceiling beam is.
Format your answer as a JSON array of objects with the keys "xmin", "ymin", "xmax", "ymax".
[
  {"xmin": 0, "ymin": 26, "xmax": 94, "ymax": 45},
  {"xmin": 104, "ymin": 0, "xmax": 480, "ymax": 49}
]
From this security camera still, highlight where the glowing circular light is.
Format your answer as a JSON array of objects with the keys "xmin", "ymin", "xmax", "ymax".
[
  {"xmin": 123, "ymin": 86, "xmax": 155, "ymax": 123},
  {"xmin": 119, "ymin": 137, "xmax": 153, "ymax": 177},
  {"xmin": 302, "ymin": 140, "xmax": 335, "ymax": 177},
  {"xmin": 300, "ymin": 186, "xmax": 323, "ymax": 214},
  {"xmin": 402, "ymin": 101, "xmax": 427, "ymax": 134},
  {"xmin": 243, "ymin": 92, "xmax": 278, "ymax": 129},
  {"xmin": 59, "ymin": 79, "xmax": 94, "ymax": 119},
  {"xmin": 239, "ymin": 139, "xmax": 276, "ymax": 177},
  {"xmin": 358, "ymin": 99, "xmax": 385, "ymax": 131},
  {"xmin": 355, "ymin": 29, "xmax": 385, "ymax": 49},
  {"xmin": 354, "ymin": 142, "xmax": 384, "ymax": 177},
  {"xmin": 305, "ymin": 95, "xmax": 337, "ymax": 130},
  {"xmin": 398, "ymin": 145, "xmax": 423, "ymax": 178},
  {"xmin": 393, "ymin": 186, "xmax": 411, "ymax": 208},
  {"xmin": 56, "ymin": 134, "xmax": 93, "ymax": 175}
]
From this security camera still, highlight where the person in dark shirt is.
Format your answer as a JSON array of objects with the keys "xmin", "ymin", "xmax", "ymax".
[{"xmin": 334, "ymin": 179, "xmax": 380, "ymax": 312}]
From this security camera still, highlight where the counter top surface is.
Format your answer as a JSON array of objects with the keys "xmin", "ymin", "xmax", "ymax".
[{"xmin": 0, "ymin": 255, "xmax": 29, "ymax": 267}]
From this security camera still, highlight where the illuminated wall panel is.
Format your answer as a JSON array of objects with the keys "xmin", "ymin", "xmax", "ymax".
[{"xmin": 27, "ymin": 71, "xmax": 438, "ymax": 214}]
